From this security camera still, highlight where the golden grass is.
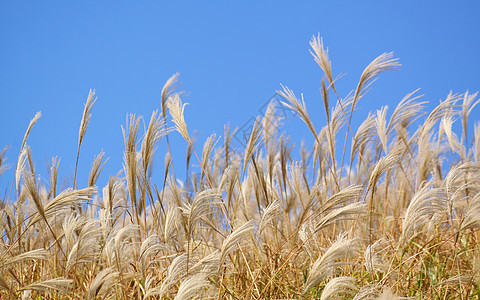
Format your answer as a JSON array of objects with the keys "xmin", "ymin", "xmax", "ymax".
[{"xmin": 1, "ymin": 35, "xmax": 480, "ymax": 299}]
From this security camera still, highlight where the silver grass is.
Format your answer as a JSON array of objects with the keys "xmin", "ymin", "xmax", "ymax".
[
  {"xmin": 242, "ymin": 116, "xmax": 262, "ymax": 175},
  {"xmin": 299, "ymin": 220, "xmax": 318, "ymax": 260},
  {"xmin": 160, "ymin": 253, "xmax": 188, "ymax": 297},
  {"xmin": 474, "ymin": 122, "xmax": 480, "ymax": 161},
  {"xmin": 303, "ymin": 233, "xmax": 359, "ymax": 294},
  {"xmin": 279, "ymin": 85, "xmax": 317, "ymax": 143},
  {"xmin": 309, "ymin": 34, "xmax": 334, "ymax": 89},
  {"xmin": 74, "ymin": 90, "xmax": 96, "ymax": 188},
  {"xmin": 441, "ymin": 114, "xmax": 464, "ymax": 159},
  {"xmin": 444, "ymin": 162, "xmax": 479, "ymax": 196},
  {"xmin": 436, "ymin": 274, "xmax": 474, "ymax": 287},
  {"xmin": 460, "ymin": 193, "xmax": 480, "ymax": 231},
  {"xmin": 258, "ymin": 200, "xmax": 281, "ymax": 235},
  {"xmin": 262, "ymin": 100, "xmax": 283, "ymax": 150},
  {"xmin": 161, "ymin": 73, "xmax": 180, "ymax": 120},
  {"xmin": 461, "ymin": 91, "xmax": 479, "ymax": 145},
  {"xmin": 289, "ymin": 161, "xmax": 308, "ymax": 209},
  {"xmin": 78, "ymin": 90, "xmax": 96, "ymax": 154},
  {"xmin": 114, "ymin": 224, "xmax": 138, "ymax": 261},
  {"xmin": 320, "ymin": 276, "xmax": 358, "ymax": 300},
  {"xmin": 88, "ymin": 150, "xmax": 108, "ymax": 187},
  {"xmin": 88, "ymin": 268, "xmax": 119, "ymax": 300},
  {"xmin": 375, "ymin": 289, "xmax": 412, "ymax": 300},
  {"xmin": 351, "ymin": 113, "xmax": 377, "ymax": 161},
  {"xmin": 189, "ymin": 251, "xmax": 221, "ymax": 276},
  {"xmin": 182, "ymin": 189, "xmax": 222, "ymax": 235},
  {"xmin": 62, "ymin": 214, "xmax": 83, "ymax": 250},
  {"xmin": 20, "ymin": 112, "xmax": 41, "ymax": 154},
  {"xmin": 167, "ymin": 94, "xmax": 192, "ymax": 144},
  {"xmin": 65, "ymin": 219, "xmax": 101, "ymax": 272},
  {"xmin": 400, "ymin": 185, "xmax": 446, "ymax": 245},
  {"xmin": 48, "ymin": 156, "xmax": 60, "ymax": 198},
  {"xmin": 201, "ymin": 133, "xmax": 217, "ymax": 181},
  {"xmin": 366, "ymin": 153, "xmax": 399, "ymax": 193},
  {"xmin": 364, "ymin": 238, "xmax": 390, "ymax": 273},
  {"xmin": 174, "ymin": 273, "xmax": 211, "ymax": 300},
  {"xmin": 219, "ymin": 220, "xmax": 253, "ymax": 267},
  {"xmin": 20, "ymin": 278, "xmax": 73, "ymax": 294},
  {"xmin": 386, "ymin": 89, "xmax": 426, "ymax": 136},
  {"xmin": 140, "ymin": 234, "xmax": 167, "ymax": 260},
  {"xmin": 141, "ymin": 110, "xmax": 169, "ymax": 175},
  {"xmin": 375, "ymin": 106, "xmax": 389, "ymax": 153},
  {"xmin": 122, "ymin": 114, "xmax": 141, "ymax": 218},
  {"xmin": 321, "ymin": 185, "xmax": 364, "ymax": 213},
  {"xmin": 353, "ymin": 52, "xmax": 400, "ymax": 109},
  {"xmin": 28, "ymin": 186, "xmax": 96, "ymax": 226},
  {"xmin": 165, "ymin": 203, "xmax": 181, "ymax": 241},
  {"xmin": 3, "ymin": 249, "xmax": 47, "ymax": 266},
  {"xmin": 142, "ymin": 273, "xmax": 160, "ymax": 299},
  {"xmin": 15, "ymin": 146, "xmax": 28, "ymax": 195},
  {"xmin": 0, "ymin": 146, "xmax": 8, "ymax": 178},
  {"xmin": 101, "ymin": 176, "xmax": 124, "ymax": 218},
  {"xmin": 353, "ymin": 285, "xmax": 388, "ymax": 300},
  {"xmin": 316, "ymin": 202, "xmax": 367, "ymax": 232}
]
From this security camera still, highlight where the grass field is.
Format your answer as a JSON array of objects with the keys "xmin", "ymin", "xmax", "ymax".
[{"xmin": 1, "ymin": 35, "xmax": 480, "ymax": 299}]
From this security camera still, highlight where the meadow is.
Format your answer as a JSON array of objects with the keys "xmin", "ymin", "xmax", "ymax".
[{"xmin": 1, "ymin": 35, "xmax": 480, "ymax": 299}]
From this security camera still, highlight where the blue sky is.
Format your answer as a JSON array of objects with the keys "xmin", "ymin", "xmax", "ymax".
[{"xmin": 1, "ymin": 1, "xmax": 479, "ymax": 193}]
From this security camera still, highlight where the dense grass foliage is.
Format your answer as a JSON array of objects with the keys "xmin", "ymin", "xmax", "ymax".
[{"xmin": 1, "ymin": 36, "xmax": 480, "ymax": 299}]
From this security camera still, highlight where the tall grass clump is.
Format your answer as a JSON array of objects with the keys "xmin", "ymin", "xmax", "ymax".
[{"xmin": 1, "ymin": 35, "xmax": 480, "ymax": 299}]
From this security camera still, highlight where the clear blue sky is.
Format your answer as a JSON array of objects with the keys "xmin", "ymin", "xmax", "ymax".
[{"xmin": 1, "ymin": 1, "xmax": 479, "ymax": 193}]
